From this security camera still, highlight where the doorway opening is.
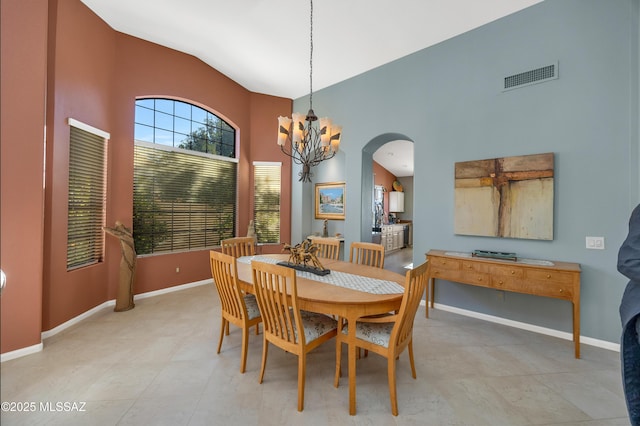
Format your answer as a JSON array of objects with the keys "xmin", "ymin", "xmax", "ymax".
[{"xmin": 361, "ymin": 134, "xmax": 414, "ymax": 273}]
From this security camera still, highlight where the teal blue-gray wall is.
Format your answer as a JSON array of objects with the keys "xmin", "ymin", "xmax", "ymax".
[{"xmin": 292, "ymin": 0, "xmax": 640, "ymax": 344}]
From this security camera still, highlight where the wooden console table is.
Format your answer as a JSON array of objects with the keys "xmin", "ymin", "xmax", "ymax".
[{"xmin": 425, "ymin": 249, "xmax": 581, "ymax": 358}]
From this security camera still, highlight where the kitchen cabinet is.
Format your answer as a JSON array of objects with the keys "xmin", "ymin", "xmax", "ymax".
[
  {"xmin": 381, "ymin": 224, "xmax": 405, "ymax": 252},
  {"xmin": 389, "ymin": 191, "xmax": 404, "ymax": 213}
]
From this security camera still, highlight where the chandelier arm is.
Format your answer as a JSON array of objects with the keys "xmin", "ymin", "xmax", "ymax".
[
  {"xmin": 280, "ymin": 144, "xmax": 305, "ymax": 166},
  {"xmin": 304, "ymin": 126, "xmax": 327, "ymax": 166},
  {"xmin": 279, "ymin": 124, "xmax": 336, "ymax": 168},
  {"xmin": 308, "ymin": 151, "xmax": 335, "ymax": 167}
]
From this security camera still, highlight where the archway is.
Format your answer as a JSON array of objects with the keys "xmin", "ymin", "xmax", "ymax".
[{"xmin": 360, "ymin": 133, "xmax": 414, "ymax": 242}]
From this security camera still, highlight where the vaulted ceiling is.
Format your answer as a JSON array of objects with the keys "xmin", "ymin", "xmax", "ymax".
[
  {"xmin": 80, "ymin": 0, "xmax": 541, "ymax": 99},
  {"xmin": 80, "ymin": 0, "xmax": 542, "ymax": 176}
]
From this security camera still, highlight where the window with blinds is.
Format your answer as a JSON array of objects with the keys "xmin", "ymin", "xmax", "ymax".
[
  {"xmin": 133, "ymin": 98, "xmax": 238, "ymax": 255},
  {"xmin": 134, "ymin": 142, "xmax": 238, "ymax": 254},
  {"xmin": 253, "ymin": 162, "xmax": 281, "ymax": 244},
  {"xmin": 67, "ymin": 121, "xmax": 108, "ymax": 270}
]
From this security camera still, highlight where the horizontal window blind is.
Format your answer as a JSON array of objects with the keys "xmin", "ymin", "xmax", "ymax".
[
  {"xmin": 67, "ymin": 125, "xmax": 107, "ymax": 270},
  {"xmin": 134, "ymin": 143, "xmax": 237, "ymax": 254},
  {"xmin": 253, "ymin": 162, "xmax": 281, "ymax": 244}
]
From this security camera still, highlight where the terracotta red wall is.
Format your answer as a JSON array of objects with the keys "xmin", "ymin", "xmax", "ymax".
[
  {"xmin": 0, "ymin": 0, "xmax": 48, "ymax": 354},
  {"xmin": 1, "ymin": 0, "xmax": 292, "ymax": 354},
  {"xmin": 373, "ymin": 161, "xmax": 397, "ymax": 219},
  {"xmin": 42, "ymin": 0, "xmax": 117, "ymax": 333},
  {"xmin": 249, "ymin": 93, "xmax": 293, "ymax": 253}
]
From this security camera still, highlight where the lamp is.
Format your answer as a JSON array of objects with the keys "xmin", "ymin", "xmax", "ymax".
[{"xmin": 277, "ymin": 0, "xmax": 342, "ymax": 182}]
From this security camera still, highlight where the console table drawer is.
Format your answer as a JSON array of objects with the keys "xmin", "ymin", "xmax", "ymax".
[
  {"xmin": 490, "ymin": 276, "xmax": 519, "ymax": 289},
  {"xmin": 430, "ymin": 267, "xmax": 462, "ymax": 281},
  {"xmin": 462, "ymin": 261, "xmax": 490, "ymax": 273},
  {"xmin": 465, "ymin": 272, "xmax": 490, "ymax": 286},
  {"xmin": 489, "ymin": 265, "xmax": 523, "ymax": 290},
  {"xmin": 431, "ymin": 257, "xmax": 461, "ymax": 271},
  {"xmin": 523, "ymin": 280, "xmax": 574, "ymax": 300},
  {"xmin": 489, "ymin": 265, "xmax": 524, "ymax": 278},
  {"xmin": 432, "ymin": 267, "xmax": 489, "ymax": 287},
  {"xmin": 525, "ymin": 269, "xmax": 574, "ymax": 284},
  {"xmin": 488, "ymin": 276, "xmax": 572, "ymax": 299}
]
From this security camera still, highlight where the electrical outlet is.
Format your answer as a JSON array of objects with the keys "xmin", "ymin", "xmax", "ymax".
[{"xmin": 586, "ymin": 236, "xmax": 605, "ymax": 250}]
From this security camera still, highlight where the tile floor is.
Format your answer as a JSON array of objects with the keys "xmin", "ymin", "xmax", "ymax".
[{"xmin": 0, "ymin": 249, "xmax": 631, "ymax": 425}]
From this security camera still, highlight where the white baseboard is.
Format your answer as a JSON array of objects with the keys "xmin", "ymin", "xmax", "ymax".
[
  {"xmin": 134, "ymin": 278, "xmax": 212, "ymax": 300},
  {"xmin": 1, "ymin": 279, "xmax": 213, "ymax": 362},
  {"xmin": 40, "ymin": 300, "xmax": 116, "ymax": 340},
  {"xmin": 423, "ymin": 301, "xmax": 620, "ymax": 353},
  {"xmin": 0, "ymin": 342, "xmax": 44, "ymax": 363}
]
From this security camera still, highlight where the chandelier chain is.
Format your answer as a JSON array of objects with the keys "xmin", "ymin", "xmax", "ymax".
[
  {"xmin": 309, "ymin": 0, "xmax": 313, "ymax": 111},
  {"xmin": 276, "ymin": 0, "xmax": 341, "ymax": 183}
]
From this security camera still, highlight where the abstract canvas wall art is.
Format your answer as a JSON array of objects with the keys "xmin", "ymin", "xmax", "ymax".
[{"xmin": 454, "ymin": 152, "xmax": 554, "ymax": 240}]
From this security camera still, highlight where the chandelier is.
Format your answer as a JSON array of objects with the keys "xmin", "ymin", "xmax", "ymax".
[{"xmin": 277, "ymin": 0, "xmax": 342, "ymax": 183}]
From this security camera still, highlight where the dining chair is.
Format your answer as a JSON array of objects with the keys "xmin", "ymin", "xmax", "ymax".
[
  {"xmin": 251, "ymin": 260, "xmax": 338, "ymax": 411},
  {"xmin": 209, "ymin": 251, "xmax": 262, "ymax": 373},
  {"xmin": 334, "ymin": 260, "xmax": 429, "ymax": 416},
  {"xmin": 309, "ymin": 237, "xmax": 340, "ymax": 260},
  {"xmin": 220, "ymin": 237, "xmax": 257, "ymax": 336},
  {"xmin": 221, "ymin": 236, "xmax": 256, "ymax": 258},
  {"xmin": 349, "ymin": 241, "xmax": 385, "ymax": 269}
]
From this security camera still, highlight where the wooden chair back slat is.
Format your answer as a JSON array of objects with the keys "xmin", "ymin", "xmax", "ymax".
[
  {"xmin": 221, "ymin": 236, "xmax": 256, "ymax": 258},
  {"xmin": 349, "ymin": 241, "xmax": 385, "ymax": 269},
  {"xmin": 309, "ymin": 237, "xmax": 340, "ymax": 260}
]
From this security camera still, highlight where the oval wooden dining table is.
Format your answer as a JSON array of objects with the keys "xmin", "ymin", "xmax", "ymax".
[{"xmin": 234, "ymin": 253, "xmax": 405, "ymax": 415}]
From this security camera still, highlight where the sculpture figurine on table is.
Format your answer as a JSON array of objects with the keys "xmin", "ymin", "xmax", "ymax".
[
  {"xmin": 247, "ymin": 219, "xmax": 257, "ymax": 242},
  {"xmin": 103, "ymin": 221, "xmax": 136, "ymax": 312},
  {"xmin": 281, "ymin": 239, "xmax": 330, "ymax": 275}
]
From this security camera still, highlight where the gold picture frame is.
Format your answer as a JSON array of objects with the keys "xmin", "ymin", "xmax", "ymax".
[{"xmin": 315, "ymin": 182, "xmax": 345, "ymax": 220}]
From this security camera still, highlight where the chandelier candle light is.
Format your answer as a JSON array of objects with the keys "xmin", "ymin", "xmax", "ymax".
[{"xmin": 277, "ymin": 0, "xmax": 342, "ymax": 182}]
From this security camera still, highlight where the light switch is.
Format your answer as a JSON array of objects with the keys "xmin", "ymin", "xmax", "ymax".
[{"xmin": 586, "ymin": 236, "xmax": 605, "ymax": 250}]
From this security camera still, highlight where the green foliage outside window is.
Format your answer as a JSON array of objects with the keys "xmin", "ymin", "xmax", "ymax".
[{"xmin": 133, "ymin": 99, "xmax": 237, "ymax": 255}]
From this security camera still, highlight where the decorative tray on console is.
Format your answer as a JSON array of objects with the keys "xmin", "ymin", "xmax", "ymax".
[{"xmin": 472, "ymin": 250, "xmax": 517, "ymax": 261}]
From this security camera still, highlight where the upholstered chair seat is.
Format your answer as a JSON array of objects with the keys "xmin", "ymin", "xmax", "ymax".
[
  {"xmin": 243, "ymin": 294, "xmax": 261, "ymax": 320},
  {"xmin": 341, "ymin": 321, "xmax": 394, "ymax": 348},
  {"xmin": 297, "ymin": 310, "xmax": 338, "ymax": 343}
]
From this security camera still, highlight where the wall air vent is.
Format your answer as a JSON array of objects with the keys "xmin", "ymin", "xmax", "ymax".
[{"xmin": 503, "ymin": 62, "xmax": 558, "ymax": 91}]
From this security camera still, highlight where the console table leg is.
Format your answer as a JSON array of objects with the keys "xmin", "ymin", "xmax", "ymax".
[
  {"xmin": 427, "ymin": 278, "xmax": 435, "ymax": 318},
  {"xmin": 573, "ymin": 301, "xmax": 581, "ymax": 358}
]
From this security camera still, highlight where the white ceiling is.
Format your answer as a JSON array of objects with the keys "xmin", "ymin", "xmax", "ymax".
[
  {"xmin": 373, "ymin": 140, "xmax": 414, "ymax": 178},
  {"xmin": 79, "ymin": 0, "xmax": 542, "ymax": 177}
]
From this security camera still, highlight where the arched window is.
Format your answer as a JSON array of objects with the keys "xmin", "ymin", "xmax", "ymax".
[
  {"xmin": 133, "ymin": 98, "xmax": 238, "ymax": 255},
  {"xmin": 134, "ymin": 98, "xmax": 235, "ymax": 157}
]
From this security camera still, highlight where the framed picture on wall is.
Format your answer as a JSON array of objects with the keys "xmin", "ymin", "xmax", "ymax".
[
  {"xmin": 315, "ymin": 182, "xmax": 346, "ymax": 220},
  {"xmin": 454, "ymin": 152, "xmax": 554, "ymax": 240}
]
